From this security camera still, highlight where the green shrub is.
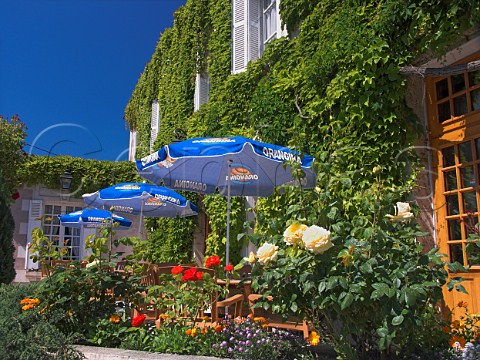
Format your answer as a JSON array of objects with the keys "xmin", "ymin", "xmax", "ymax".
[
  {"xmin": 0, "ymin": 283, "xmax": 83, "ymax": 360},
  {"xmin": 0, "ymin": 197, "xmax": 15, "ymax": 284}
]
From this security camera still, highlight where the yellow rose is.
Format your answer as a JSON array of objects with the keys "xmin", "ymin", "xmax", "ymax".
[
  {"xmin": 302, "ymin": 225, "xmax": 333, "ymax": 254},
  {"xmin": 243, "ymin": 251, "xmax": 256, "ymax": 263},
  {"xmin": 256, "ymin": 243, "xmax": 279, "ymax": 265},
  {"xmin": 386, "ymin": 202, "xmax": 414, "ymax": 222},
  {"xmin": 283, "ymin": 223, "xmax": 307, "ymax": 246}
]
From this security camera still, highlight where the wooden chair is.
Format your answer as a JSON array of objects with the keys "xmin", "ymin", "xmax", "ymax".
[
  {"xmin": 131, "ymin": 263, "xmax": 161, "ymax": 321},
  {"xmin": 248, "ymin": 294, "xmax": 311, "ymax": 340}
]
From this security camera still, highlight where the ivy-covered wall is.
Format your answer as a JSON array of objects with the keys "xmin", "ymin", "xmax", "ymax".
[
  {"xmin": 18, "ymin": 156, "xmax": 137, "ymax": 196},
  {"xmin": 124, "ymin": 0, "xmax": 480, "ymax": 262}
]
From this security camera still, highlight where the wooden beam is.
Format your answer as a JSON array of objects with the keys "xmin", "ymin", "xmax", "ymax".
[{"xmin": 400, "ymin": 59, "xmax": 480, "ymax": 77}]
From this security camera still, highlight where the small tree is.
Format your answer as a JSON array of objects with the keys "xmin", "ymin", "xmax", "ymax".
[
  {"xmin": 0, "ymin": 115, "xmax": 26, "ymax": 284},
  {"xmin": 0, "ymin": 197, "xmax": 16, "ymax": 284}
]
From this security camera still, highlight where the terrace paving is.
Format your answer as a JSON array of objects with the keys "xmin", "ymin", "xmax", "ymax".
[{"xmin": 76, "ymin": 345, "xmax": 229, "ymax": 360}]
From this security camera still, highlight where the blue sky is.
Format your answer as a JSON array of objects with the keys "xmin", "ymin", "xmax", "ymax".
[{"xmin": 0, "ymin": 0, "xmax": 186, "ymax": 161}]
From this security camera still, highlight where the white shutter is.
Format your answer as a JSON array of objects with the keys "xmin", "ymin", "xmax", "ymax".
[
  {"xmin": 25, "ymin": 199, "xmax": 43, "ymax": 270},
  {"xmin": 194, "ymin": 72, "xmax": 210, "ymax": 111},
  {"xmin": 128, "ymin": 130, "xmax": 137, "ymax": 162},
  {"xmin": 248, "ymin": 0, "xmax": 261, "ymax": 62},
  {"xmin": 150, "ymin": 100, "xmax": 160, "ymax": 153},
  {"xmin": 232, "ymin": 0, "xmax": 247, "ymax": 74}
]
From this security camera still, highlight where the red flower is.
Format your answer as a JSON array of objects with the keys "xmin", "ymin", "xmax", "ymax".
[
  {"xmin": 182, "ymin": 268, "xmax": 198, "ymax": 282},
  {"xmin": 131, "ymin": 313, "xmax": 146, "ymax": 327},
  {"xmin": 171, "ymin": 265, "xmax": 184, "ymax": 275},
  {"xmin": 11, "ymin": 191, "xmax": 20, "ymax": 200},
  {"xmin": 195, "ymin": 271, "xmax": 204, "ymax": 281},
  {"xmin": 224, "ymin": 264, "xmax": 234, "ymax": 272},
  {"xmin": 205, "ymin": 255, "xmax": 221, "ymax": 268}
]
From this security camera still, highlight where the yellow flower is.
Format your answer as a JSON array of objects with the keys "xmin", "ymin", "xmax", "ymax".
[
  {"xmin": 283, "ymin": 224, "xmax": 307, "ymax": 246},
  {"xmin": 386, "ymin": 202, "xmax": 414, "ymax": 222},
  {"xmin": 302, "ymin": 225, "xmax": 333, "ymax": 254},
  {"xmin": 22, "ymin": 304, "xmax": 34, "ymax": 311},
  {"xmin": 452, "ymin": 320, "xmax": 465, "ymax": 329},
  {"xmin": 110, "ymin": 314, "xmax": 121, "ymax": 324},
  {"xmin": 308, "ymin": 331, "xmax": 321, "ymax": 346},
  {"xmin": 186, "ymin": 328, "xmax": 197, "ymax": 337},
  {"xmin": 243, "ymin": 251, "xmax": 256, "ymax": 263},
  {"xmin": 256, "ymin": 243, "xmax": 279, "ymax": 265}
]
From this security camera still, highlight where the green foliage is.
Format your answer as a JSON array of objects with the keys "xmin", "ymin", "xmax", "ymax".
[
  {"xmin": 204, "ymin": 194, "xmax": 245, "ymax": 265},
  {"xmin": 0, "ymin": 197, "xmax": 16, "ymax": 284},
  {"xmin": 30, "ymin": 221, "xmax": 141, "ymax": 339},
  {"xmin": 0, "ymin": 115, "xmax": 27, "ymax": 203},
  {"xmin": 135, "ymin": 216, "xmax": 197, "ymax": 264},
  {"xmin": 0, "ymin": 283, "xmax": 83, "ymax": 360},
  {"xmin": 18, "ymin": 155, "xmax": 137, "ymax": 197}
]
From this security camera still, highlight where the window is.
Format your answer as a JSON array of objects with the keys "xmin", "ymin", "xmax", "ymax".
[
  {"xmin": 232, "ymin": 0, "xmax": 285, "ymax": 74},
  {"xmin": 150, "ymin": 100, "xmax": 160, "ymax": 153},
  {"xmin": 194, "ymin": 72, "xmax": 210, "ymax": 111},
  {"xmin": 43, "ymin": 204, "xmax": 82, "ymax": 260},
  {"xmin": 263, "ymin": 0, "xmax": 277, "ymax": 44},
  {"xmin": 433, "ymin": 70, "xmax": 480, "ymax": 123}
]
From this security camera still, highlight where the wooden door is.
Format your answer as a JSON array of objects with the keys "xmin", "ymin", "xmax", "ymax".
[{"xmin": 427, "ymin": 51, "xmax": 480, "ymax": 320}]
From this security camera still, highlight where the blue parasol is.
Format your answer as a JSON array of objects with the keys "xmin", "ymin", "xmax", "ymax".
[
  {"xmin": 82, "ymin": 182, "xmax": 198, "ymax": 218},
  {"xmin": 58, "ymin": 208, "xmax": 132, "ymax": 230},
  {"xmin": 136, "ymin": 136, "xmax": 316, "ymax": 265}
]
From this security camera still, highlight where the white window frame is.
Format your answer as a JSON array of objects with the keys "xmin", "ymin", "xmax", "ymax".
[
  {"xmin": 263, "ymin": 0, "xmax": 277, "ymax": 44},
  {"xmin": 43, "ymin": 204, "xmax": 83, "ymax": 260}
]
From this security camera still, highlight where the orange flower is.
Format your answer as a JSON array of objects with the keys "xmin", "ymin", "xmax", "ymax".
[
  {"xmin": 214, "ymin": 324, "xmax": 223, "ymax": 333},
  {"xmin": 449, "ymin": 335, "xmax": 466, "ymax": 348},
  {"xmin": 202, "ymin": 316, "xmax": 210, "ymax": 321},
  {"xmin": 442, "ymin": 326, "xmax": 451, "ymax": 334},
  {"xmin": 201, "ymin": 328, "xmax": 208, "ymax": 334},
  {"xmin": 475, "ymin": 332, "xmax": 480, "ymax": 340},
  {"xmin": 186, "ymin": 328, "xmax": 197, "ymax": 337},
  {"xmin": 262, "ymin": 324, "xmax": 268, "ymax": 330},
  {"xmin": 22, "ymin": 304, "xmax": 34, "ymax": 311},
  {"xmin": 254, "ymin": 317, "xmax": 266, "ymax": 323},
  {"xmin": 110, "ymin": 314, "xmax": 121, "ymax": 324},
  {"xmin": 308, "ymin": 331, "xmax": 321, "ymax": 346},
  {"xmin": 20, "ymin": 298, "xmax": 39, "ymax": 305},
  {"xmin": 458, "ymin": 301, "xmax": 468, "ymax": 308},
  {"xmin": 234, "ymin": 316, "xmax": 245, "ymax": 323}
]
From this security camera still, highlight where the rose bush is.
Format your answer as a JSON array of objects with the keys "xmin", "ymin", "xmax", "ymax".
[{"xmin": 248, "ymin": 163, "xmax": 464, "ymax": 359}]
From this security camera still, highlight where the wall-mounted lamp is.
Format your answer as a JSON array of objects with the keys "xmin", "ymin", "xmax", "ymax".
[{"xmin": 60, "ymin": 167, "xmax": 73, "ymax": 191}]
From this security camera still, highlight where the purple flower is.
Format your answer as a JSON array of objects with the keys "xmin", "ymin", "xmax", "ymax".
[
  {"xmin": 220, "ymin": 341, "xmax": 228, "ymax": 348},
  {"xmin": 238, "ymin": 347, "xmax": 243, "ymax": 352},
  {"xmin": 228, "ymin": 348, "xmax": 233, "ymax": 353},
  {"xmin": 246, "ymin": 340, "xmax": 251, "ymax": 346}
]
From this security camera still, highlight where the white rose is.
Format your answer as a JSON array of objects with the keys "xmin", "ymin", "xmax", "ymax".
[
  {"xmin": 302, "ymin": 225, "xmax": 333, "ymax": 254},
  {"xmin": 386, "ymin": 202, "xmax": 414, "ymax": 222},
  {"xmin": 283, "ymin": 223, "xmax": 308, "ymax": 246},
  {"xmin": 256, "ymin": 243, "xmax": 279, "ymax": 265}
]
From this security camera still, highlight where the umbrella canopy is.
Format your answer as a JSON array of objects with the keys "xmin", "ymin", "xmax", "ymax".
[
  {"xmin": 136, "ymin": 136, "xmax": 316, "ymax": 265},
  {"xmin": 136, "ymin": 136, "xmax": 316, "ymax": 196},
  {"xmin": 58, "ymin": 208, "xmax": 132, "ymax": 230},
  {"xmin": 82, "ymin": 182, "xmax": 198, "ymax": 218}
]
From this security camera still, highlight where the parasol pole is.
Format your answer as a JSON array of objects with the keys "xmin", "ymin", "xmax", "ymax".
[
  {"xmin": 138, "ymin": 198, "xmax": 144, "ymax": 239},
  {"xmin": 226, "ymin": 160, "xmax": 232, "ymax": 267}
]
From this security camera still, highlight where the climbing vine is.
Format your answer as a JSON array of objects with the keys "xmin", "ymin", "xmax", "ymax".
[{"xmin": 18, "ymin": 156, "xmax": 137, "ymax": 197}]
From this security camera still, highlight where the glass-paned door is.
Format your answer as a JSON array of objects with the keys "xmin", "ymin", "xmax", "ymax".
[
  {"xmin": 43, "ymin": 204, "xmax": 82, "ymax": 260},
  {"xmin": 440, "ymin": 139, "xmax": 480, "ymax": 266}
]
